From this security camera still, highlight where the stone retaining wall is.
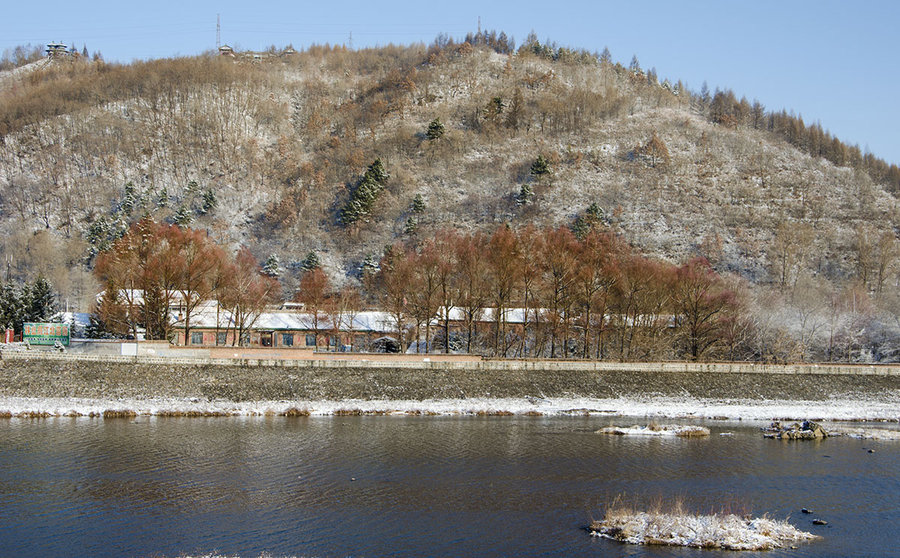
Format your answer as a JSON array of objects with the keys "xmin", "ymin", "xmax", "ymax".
[{"xmin": 0, "ymin": 353, "xmax": 898, "ymax": 403}]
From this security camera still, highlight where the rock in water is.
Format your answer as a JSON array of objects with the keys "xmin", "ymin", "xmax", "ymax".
[{"xmin": 763, "ymin": 420, "xmax": 829, "ymax": 440}]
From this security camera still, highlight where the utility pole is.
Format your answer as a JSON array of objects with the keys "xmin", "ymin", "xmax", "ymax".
[{"xmin": 216, "ymin": 14, "xmax": 221, "ymax": 50}]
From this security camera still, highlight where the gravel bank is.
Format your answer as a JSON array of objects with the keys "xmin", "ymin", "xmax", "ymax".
[{"xmin": 1, "ymin": 356, "xmax": 898, "ymax": 404}]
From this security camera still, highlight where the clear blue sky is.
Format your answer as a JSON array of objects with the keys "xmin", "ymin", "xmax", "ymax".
[{"xmin": 3, "ymin": 0, "xmax": 899, "ymax": 165}]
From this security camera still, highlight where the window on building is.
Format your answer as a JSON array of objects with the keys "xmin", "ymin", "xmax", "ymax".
[
  {"xmin": 260, "ymin": 332, "xmax": 273, "ymax": 347},
  {"xmin": 282, "ymin": 333, "xmax": 294, "ymax": 346},
  {"xmin": 190, "ymin": 332, "xmax": 204, "ymax": 345},
  {"xmin": 216, "ymin": 332, "xmax": 227, "ymax": 346},
  {"xmin": 305, "ymin": 334, "xmax": 316, "ymax": 347}
]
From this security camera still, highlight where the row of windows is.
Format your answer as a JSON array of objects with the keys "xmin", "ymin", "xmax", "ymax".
[
  {"xmin": 260, "ymin": 333, "xmax": 317, "ymax": 346},
  {"xmin": 191, "ymin": 331, "xmax": 252, "ymax": 346},
  {"xmin": 188, "ymin": 332, "xmax": 318, "ymax": 347}
]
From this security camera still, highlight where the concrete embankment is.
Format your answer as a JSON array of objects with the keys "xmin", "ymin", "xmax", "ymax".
[{"xmin": 0, "ymin": 352, "xmax": 898, "ymax": 404}]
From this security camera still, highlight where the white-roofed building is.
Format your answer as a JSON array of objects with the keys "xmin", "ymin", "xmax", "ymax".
[{"xmin": 172, "ymin": 304, "xmax": 398, "ymax": 352}]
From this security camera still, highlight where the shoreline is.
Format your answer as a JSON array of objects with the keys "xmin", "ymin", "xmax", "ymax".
[
  {"xmin": 2, "ymin": 395, "xmax": 898, "ymax": 422},
  {"xmin": 1, "ymin": 354, "xmax": 898, "ymax": 422}
]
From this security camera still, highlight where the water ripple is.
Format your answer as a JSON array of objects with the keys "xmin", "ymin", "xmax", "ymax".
[{"xmin": 0, "ymin": 416, "xmax": 897, "ymax": 557}]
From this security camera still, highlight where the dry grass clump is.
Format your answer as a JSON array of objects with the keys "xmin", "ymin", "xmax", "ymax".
[
  {"xmin": 591, "ymin": 495, "xmax": 817, "ymax": 550},
  {"xmin": 333, "ymin": 408, "xmax": 363, "ymax": 416},
  {"xmin": 0, "ymin": 410, "xmax": 12, "ymax": 418},
  {"xmin": 475, "ymin": 410, "xmax": 515, "ymax": 416},
  {"xmin": 156, "ymin": 410, "xmax": 233, "ymax": 417},
  {"xmin": 598, "ymin": 424, "xmax": 711, "ymax": 437},
  {"xmin": 102, "ymin": 409, "xmax": 138, "ymax": 418},
  {"xmin": 522, "ymin": 410, "xmax": 544, "ymax": 416},
  {"xmin": 280, "ymin": 407, "xmax": 311, "ymax": 417},
  {"xmin": 18, "ymin": 411, "xmax": 52, "ymax": 418},
  {"xmin": 672, "ymin": 426, "xmax": 711, "ymax": 438}
]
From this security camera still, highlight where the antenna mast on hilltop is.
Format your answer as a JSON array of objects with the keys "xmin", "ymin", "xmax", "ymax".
[
  {"xmin": 216, "ymin": 14, "xmax": 221, "ymax": 49},
  {"xmin": 477, "ymin": 16, "xmax": 481, "ymax": 35}
]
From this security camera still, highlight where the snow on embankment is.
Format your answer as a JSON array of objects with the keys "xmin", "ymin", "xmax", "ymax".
[
  {"xmin": 0, "ymin": 356, "xmax": 898, "ymax": 420},
  {"xmin": 1, "ymin": 395, "xmax": 899, "ymax": 421},
  {"xmin": 590, "ymin": 510, "xmax": 818, "ymax": 551}
]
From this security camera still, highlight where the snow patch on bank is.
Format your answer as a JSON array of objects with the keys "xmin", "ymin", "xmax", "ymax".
[
  {"xmin": 830, "ymin": 426, "xmax": 900, "ymax": 440},
  {"xmin": 0, "ymin": 395, "xmax": 898, "ymax": 421}
]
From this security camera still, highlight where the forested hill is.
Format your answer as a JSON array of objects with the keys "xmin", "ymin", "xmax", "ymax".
[{"xmin": 0, "ymin": 33, "xmax": 898, "ymax": 360}]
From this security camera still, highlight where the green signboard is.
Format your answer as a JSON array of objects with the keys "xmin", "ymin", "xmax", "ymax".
[{"xmin": 23, "ymin": 322, "xmax": 70, "ymax": 346}]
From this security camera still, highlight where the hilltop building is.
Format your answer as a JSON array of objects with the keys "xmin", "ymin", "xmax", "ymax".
[{"xmin": 45, "ymin": 43, "xmax": 72, "ymax": 60}]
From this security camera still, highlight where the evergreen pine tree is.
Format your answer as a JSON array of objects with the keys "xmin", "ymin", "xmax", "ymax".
[
  {"xmin": 121, "ymin": 182, "xmax": 138, "ymax": 216},
  {"xmin": 571, "ymin": 215, "xmax": 590, "ymax": 240},
  {"xmin": 200, "ymin": 188, "xmax": 217, "ymax": 214},
  {"xmin": 411, "ymin": 194, "xmax": 426, "ymax": 214},
  {"xmin": 340, "ymin": 159, "xmax": 390, "ymax": 226},
  {"xmin": 24, "ymin": 277, "xmax": 56, "ymax": 324},
  {"xmin": 404, "ymin": 215, "xmax": 418, "ymax": 235},
  {"xmin": 157, "ymin": 187, "xmax": 169, "ymax": 208},
  {"xmin": 572, "ymin": 203, "xmax": 607, "ymax": 239},
  {"xmin": 586, "ymin": 202, "xmax": 605, "ymax": 223},
  {"xmin": 263, "ymin": 254, "xmax": 281, "ymax": 277},
  {"xmin": 84, "ymin": 312, "xmax": 113, "ymax": 339},
  {"xmin": 361, "ymin": 254, "xmax": 380, "ymax": 276},
  {"xmin": 365, "ymin": 159, "xmax": 388, "ymax": 184},
  {"xmin": 425, "ymin": 117, "xmax": 445, "ymax": 141},
  {"xmin": 85, "ymin": 217, "xmax": 110, "ymax": 258},
  {"xmin": 530, "ymin": 155, "xmax": 550, "ymax": 178},
  {"xmin": 302, "ymin": 251, "xmax": 321, "ymax": 271},
  {"xmin": 174, "ymin": 205, "xmax": 192, "ymax": 225},
  {"xmin": 0, "ymin": 282, "xmax": 21, "ymax": 330},
  {"xmin": 516, "ymin": 183, "xmax": 534, "ymax": 206}
]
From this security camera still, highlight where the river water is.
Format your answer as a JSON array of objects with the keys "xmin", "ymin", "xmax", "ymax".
[{"xmin": 1, "ymin": 416, "xmax": 898, "ymax": 557}]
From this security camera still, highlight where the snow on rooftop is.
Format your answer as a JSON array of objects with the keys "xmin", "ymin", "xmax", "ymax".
[{"xmin": 180, "ymin": 308, "xmax": 397, "ymax": 333}]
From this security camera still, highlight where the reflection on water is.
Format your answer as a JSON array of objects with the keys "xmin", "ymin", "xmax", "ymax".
[{"xmin": 0, "ymin": 416, "xmax": 898, "ymax": 557}]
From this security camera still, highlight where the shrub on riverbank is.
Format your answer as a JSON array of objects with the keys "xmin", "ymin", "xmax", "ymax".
[{"xmin": 590, "ymin": 498, "xmax": 818, "ymax": 550}]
